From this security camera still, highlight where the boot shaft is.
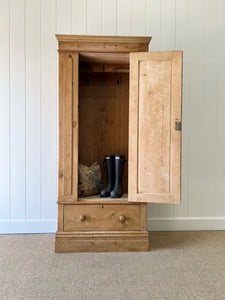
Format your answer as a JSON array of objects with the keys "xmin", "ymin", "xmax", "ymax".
[
  {"xmin": 114, "ymin": 155, "xmax": 126, "ymax": 184},
  {"xmin": 104, "ymin": 155, "xmax": 115, "ymax": 188}
]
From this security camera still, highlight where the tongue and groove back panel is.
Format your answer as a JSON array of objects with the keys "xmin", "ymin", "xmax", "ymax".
[{"xmin": 79, "ymin": 72, "xmax": 129, "ymax": 192}]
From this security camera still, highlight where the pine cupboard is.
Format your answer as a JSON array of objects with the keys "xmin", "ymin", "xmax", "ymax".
[{"xmin": 55, "ymin": 35, "xmax": 182, "ymax": 253}]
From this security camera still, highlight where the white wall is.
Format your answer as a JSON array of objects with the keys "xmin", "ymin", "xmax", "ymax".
[{"xmin": 0, "ymin": 0, "xmax": 225, "ymax": 234}]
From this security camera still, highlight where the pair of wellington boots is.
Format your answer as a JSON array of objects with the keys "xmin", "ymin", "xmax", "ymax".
[{"xmin": 100, "ymin": 155, "xmax": 126, "ymax": 198}]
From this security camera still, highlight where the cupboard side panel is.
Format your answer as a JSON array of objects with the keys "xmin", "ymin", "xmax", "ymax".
[
  {"xmin": 58, "ymin": 53, "xmax": 79, "ymax": 200},
  {"xmin": 63, "ymin": 55, "xmax": 73, "ymax": 195},
  {"xmin": 72, "ymin": 53, "xmax": 79, "ymax": 200},
  {"xmin": 58, "ymin": 53, "xmax": 64, "ymax": 198}
]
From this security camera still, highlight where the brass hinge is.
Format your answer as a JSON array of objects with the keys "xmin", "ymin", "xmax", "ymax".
[{"xmin": 175, "ymin": 121, "xmax": 182, "ymax": 131}]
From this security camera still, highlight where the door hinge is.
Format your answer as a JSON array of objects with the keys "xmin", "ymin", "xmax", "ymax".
[{"xmin": 175, "ymin": 121, "xmax": 181, "ymax": 131}]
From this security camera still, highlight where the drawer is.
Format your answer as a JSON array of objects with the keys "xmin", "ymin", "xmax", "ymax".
[{"xmin": 63, "ymin": 204, "xmax": 141, "ymax": 231}]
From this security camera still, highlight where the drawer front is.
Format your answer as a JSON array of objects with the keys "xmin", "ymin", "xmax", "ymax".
[{"xmin": 63, "ymin": 204, "xmax": 141, "ymax": 231}]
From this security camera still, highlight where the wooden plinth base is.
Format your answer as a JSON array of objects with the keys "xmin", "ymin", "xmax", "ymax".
[{"xmin": 55, "ymin": 231, "xmax": 150, "ymax": 253}]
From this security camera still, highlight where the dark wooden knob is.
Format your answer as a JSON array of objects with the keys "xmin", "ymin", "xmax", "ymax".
[
  {"xmin": 80, "ymin": 215, "xmax": 86, "ymax": 222},
  {"xmin": 119, "ymin": 215, "xmax": 125, "ymax": 222}
]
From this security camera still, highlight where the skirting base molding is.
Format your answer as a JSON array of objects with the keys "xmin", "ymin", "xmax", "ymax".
[
  {"xmin": 55, "ymin": 231, "xmax": 150, "ymax": 252},
  {"xmin": 0, "ymin": 220, "xmax": 57, "ymax": 234},
  {"xmin": 148, "ymin": 218, "xmax": 225, "ymax": 231},
  {"xmin": 1, "ymin": 218, "xmax": 225, "ymax": 234}
]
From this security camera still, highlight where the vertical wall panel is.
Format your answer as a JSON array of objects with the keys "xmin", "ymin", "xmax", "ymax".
[
  {"xmin": 173, "ymin": 0, "xmax": 190, "ymax": 218},
  {"xmin": 158, "ymin": 0, "xmax": 176, "ymax": 218},
  {"xmin": 0, "ymin": 0, "xmax": 10, "ymax": 220},
  {"xmin": 117, "ymin": 0, "xmax": 132, "ymax": 36},
  {"xmin": 86, "ymin": 0, "xmax": 101, "ymax": 35},
  {"xmin": 216, "ymin": 0, "xmax": 225, "ymax": 217},
  {"xmin": 146, "ymin": 0, "xmax": 161, "ymax": 219},
  {"xmin": 41, "ymin": 0, "xmax": 57, "ymax": 219},
  {"xmin": 56, "ymin": 0, "xmax": 72, "ymax": 34},
  {"xmin": 131, "ymin": 0, "xmax": 146, "ymax": 36},
  {"xmin": 102, "ymin": 0, "xmax": 116, "ymax": 35},
  {"xmin": 202, "ymin": 0, "xmax": 219, "ymax": 217},
  {"xmin": 188, "ymin": 0, "xmax": 204, "ymax": 217},
  {"xmin": 26, "ymin": 0, "xmax": 41, "ymax": 220},
  {"xmin": 10, "ymin": 0, "xmax": 26, "ymax": 220},
  {"xmin": 160, "ymin": 0, "xmax": 176, "ymax": 50},
  {"xmin": 146, "ymin": 0, "xmax": 161, "ymax": 51},
  {"xmin": 72, "ymin": 0, "xmax": 87, "ymax": 34}
]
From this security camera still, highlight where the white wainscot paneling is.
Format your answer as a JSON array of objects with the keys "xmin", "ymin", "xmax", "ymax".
[{"xmin": 0, "ymin": 0, "xmax": 225, "ymax": 233}]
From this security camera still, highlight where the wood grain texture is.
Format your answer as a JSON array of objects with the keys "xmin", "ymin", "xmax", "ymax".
[
  {"xmin": 56, "ymin": 35, "xmax": 151, "ymax": 43},
  {"xmin": 58, "ymin": 193, "xmax": 142, "ymax": 204},
  {"xmin": 57, "ymin": 204, "xmax": 64, "ymax": 231},
  {"xmin": 72, "ymin": 53, "xmax": 79, "ymax": 200},
  {"xmin": 64, "ymin": 204, "xmax": 141, "ymax": 231},
  {"xmin": 138, "ymin": 59, "xmax": 171, "ymax": 195},
  {"xmin": 56, "ymin": 36, "xmax": 151, "ymax": 252},
  {"xmin": 79, "ymin": 72, "xmax": 129, "ymax": 192},
  {"xmin": 79, "ymin": 52, "xmax": 129, "ymax": 64},
  {"xmin": 58, "ymin": 52, "xmax": 78, "ymax": 200},
  {"xmin": 58, "ymin": 41, "xmax": 149, "ymax": 53},
  {"xmin": 55, "ymin": 231, "xmax": 149, "ymax": 252},
  {"xmin": 79, "ymin": 63, "xmax": 129, "ymax": 74},
  {"xmin": 56, "ymin": 34, "xmax": 151, "ymax": 53},
  {"xmin": 63, "ymin": 54, "xmax": 73, "ymax": 195},
  {"xmin": 129, "ymin": 51, "xmax": 182, "ymax": 204}
]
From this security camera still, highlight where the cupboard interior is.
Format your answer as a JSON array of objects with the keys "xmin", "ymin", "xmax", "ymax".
[{"xmin": 78, "ymin": 52, "xmax": 129, "ymax": 198}]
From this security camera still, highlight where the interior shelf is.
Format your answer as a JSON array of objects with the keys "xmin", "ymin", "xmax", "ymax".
[
  {"xmin": 58, "ymin": 194, "xmax": 129, "ymax": 205},
  {"xmin": 78, "ymin": 193, "xmax": 128, "ymax": 203}
]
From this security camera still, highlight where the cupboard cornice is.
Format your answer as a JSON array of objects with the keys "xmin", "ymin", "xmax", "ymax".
[{"xmin": 56, "ymin": 34, "xmax": 151, "ymax": 53}]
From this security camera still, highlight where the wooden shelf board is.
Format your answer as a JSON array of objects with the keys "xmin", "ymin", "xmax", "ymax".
[
  {"xmin": 57, "ymin": 194, "xmax": 133, "ymax": 205},
  {"xmin": 79, "ymin": 193, "xmax": 128, "ymax": 202}
]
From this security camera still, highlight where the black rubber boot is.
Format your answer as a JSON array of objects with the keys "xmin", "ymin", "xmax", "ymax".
[
  {"xmin": 110, "ymin": 155, "xmax": 126, "ymax": 198},
  {"xmin": 100, "ymin": 155, "xmax": 115, "ymax": 197}
]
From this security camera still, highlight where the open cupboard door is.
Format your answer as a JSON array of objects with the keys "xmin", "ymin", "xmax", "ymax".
[
  {"xmin": 58, "ymin": 53, "xmax": 79, "ymax": 201},
  {"xmin": 128, "ymin": 51, "xmax": 182, "ymax": 204}
]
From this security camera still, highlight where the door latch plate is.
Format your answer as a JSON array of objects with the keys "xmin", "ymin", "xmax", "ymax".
[{"xmin": 175, "ymin": 121, "xmax": 181, "ymax": 131}]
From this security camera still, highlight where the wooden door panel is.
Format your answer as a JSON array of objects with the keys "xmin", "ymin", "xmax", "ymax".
[
  {"xmin": 129, "ymin": 51, "xmax": 182, "ymax": 204},
  {"xmin": 58, "ymin": 53, "xmax": 79, "ymax": 200}
]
